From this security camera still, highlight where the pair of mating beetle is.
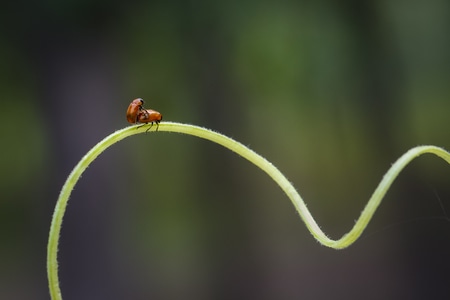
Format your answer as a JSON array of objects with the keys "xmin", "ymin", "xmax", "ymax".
[{"xmin": 126, "ymin": 98, "xmax": 162, "ymax": 131}]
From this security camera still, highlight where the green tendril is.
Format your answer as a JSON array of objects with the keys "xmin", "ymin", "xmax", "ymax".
[{"xmin": 47, "ymin": 121, "xmax": 450, "ymax": 300}]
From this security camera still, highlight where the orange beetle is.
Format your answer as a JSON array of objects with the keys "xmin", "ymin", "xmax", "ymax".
[
  {"xmin": 126, "ymin": 98, "xmax": 145, "ymax": 124},
  {"xmin": 138, "ymin": 109, "xmax": 163, "ymax": 131}
]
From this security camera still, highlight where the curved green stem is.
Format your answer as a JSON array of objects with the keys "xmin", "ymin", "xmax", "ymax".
[{"xmin": 47, "ymin": 121, "xmax": 450, "ymax": 299}]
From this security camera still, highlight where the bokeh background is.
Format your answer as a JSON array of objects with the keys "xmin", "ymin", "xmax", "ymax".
[{"xmin": 1, "ymin": 0, "xmax": 450, "ymax": 299}]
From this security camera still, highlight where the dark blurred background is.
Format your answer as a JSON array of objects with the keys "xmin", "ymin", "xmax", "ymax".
[{"xmin": 1, "ymin": 0, "xmax": 450, "ymax": 299}]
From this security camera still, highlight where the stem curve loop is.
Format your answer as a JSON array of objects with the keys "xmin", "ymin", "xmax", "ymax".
[{"xmin": 47, "ymin": 122, "xmax": 450, "ymax": 300}]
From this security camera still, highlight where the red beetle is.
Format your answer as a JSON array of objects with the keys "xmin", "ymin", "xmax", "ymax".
[
  {"xmin": 138, "ymin": 109, "xmax": 163, "ymax": 131},
  {"xmin": 126, "ymin": 98, "xmax": 145, "ymax": 124}
]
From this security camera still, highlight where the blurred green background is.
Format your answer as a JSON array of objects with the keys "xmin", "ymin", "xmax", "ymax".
[{"xmin": 1, "ymin": 0, "xmax": 450, "ymax": 299}]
